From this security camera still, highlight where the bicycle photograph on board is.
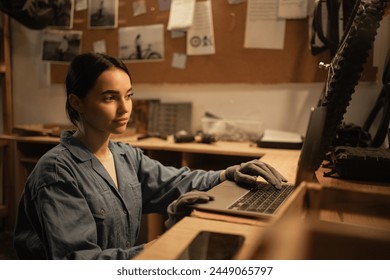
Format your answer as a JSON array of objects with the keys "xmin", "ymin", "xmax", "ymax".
[{"xmin": 119, "ymin": 24, "xmax": 164, "ymax": 62}]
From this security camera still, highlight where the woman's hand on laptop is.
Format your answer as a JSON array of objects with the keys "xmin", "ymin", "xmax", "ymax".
[
  {"xmin": 165, "ymin": 191, "xmax": 214, "ymax": 229},
  {"xmin": 220, "ymin": 159, "xmax": 288, "ymax": 190}
]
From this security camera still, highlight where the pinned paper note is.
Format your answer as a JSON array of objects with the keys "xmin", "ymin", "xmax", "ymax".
[
  {"xmin": 93, "ymin": 40, "xmax": 107, "ymax": 53},
  {"xmin": 244, "ymin": 0, "xmax": 286, "ymax": 49},
  {"xmin": 167, "ymin": 0, "xmax": 196, "ymax": 31},
  {"xmin": 171, "ymin": 30, "xmax": 186, "ymax": 38},
  {"xmin": 75, "ymin": 0, "xmax": 88, "ymax": 11},
  {"xmin": 278, "ymin": 0, "xmax": 308, "ymax": 19},
  {"xmin": 187, "ymin": 0, "xmax": 215, "ymax": 56},
  {"xmin": 133, "ymin": 0, "xmax": 147, "ymax": 16},
  {"xmin": 171, "ymin": 53, "xmax": 187, "ymax": 69}
]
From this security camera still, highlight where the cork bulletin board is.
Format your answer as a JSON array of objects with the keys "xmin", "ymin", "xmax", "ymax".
[{"xmin": 50, "ymin": 0, "xmax": 377, "ymax": 84}]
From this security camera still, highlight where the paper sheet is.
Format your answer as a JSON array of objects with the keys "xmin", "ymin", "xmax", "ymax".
[
  {"xmin": 167, "ymin": 0, "xmax": 196, "ymax": 31},
  {"xmin": 186, "ymin": 0, "xmax": 215, "ymax": 55},
  {"xmin": 75, "ymin": 0, "xmax": 87, "ymax": 11},
  {"xmin": 132, "ymin": 0, "xmax": 147, "ymax": 16},
  {"xmin": 93, "ymin": 40, "xmax": 107, "ymax": 53},
  {"xmin": 278, "ymin": 0, "xmax": 308, "ymax": 19},
  {"xmin": 171, "ymin": 30, "xmax": 186, "ymax": 38},
  {"xmin": 261, "ymin": 129, "xmax": 302, "ymax": 143},
  {"xmin": 171, "ymin": 53, "xmax": 187, "ymax": 69},
  {"xmin": 244, "ymin": 0, "xmax": 286, "ymax": 49}
]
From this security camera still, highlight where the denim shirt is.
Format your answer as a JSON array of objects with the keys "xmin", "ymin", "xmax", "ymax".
[{"xmin": 14, "ymin": 131, "xmax": 221, "ymax": 259}]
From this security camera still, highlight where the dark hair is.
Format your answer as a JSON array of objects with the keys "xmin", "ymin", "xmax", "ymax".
[{"xmin": 65, "ymin": 52, "xmax": 131, "ymax": 126}]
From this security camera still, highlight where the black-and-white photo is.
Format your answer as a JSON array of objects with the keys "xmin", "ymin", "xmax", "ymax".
[
  {"xmin": 41, "ymin": 30, "xmax": 82, "ymax": 62},
  {"xmin": 88, "ymin": 0, "xmax": 118, "ymax": 29},
  {"xmin": 48, "ymin": 0, "xmax": 74, "ymax": 28},
  {"xmin": 119, "ymin": 24, "xmax": 164, "ymax": 62}
]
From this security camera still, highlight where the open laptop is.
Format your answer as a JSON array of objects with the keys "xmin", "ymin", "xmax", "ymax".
[{"xmin": 192, "ymin": 106, "xmax": 327, "ymax": 219}]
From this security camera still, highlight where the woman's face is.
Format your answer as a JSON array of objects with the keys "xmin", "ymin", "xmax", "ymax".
[{"xmin": 78, "ymin": 68, "xmax": 133, "ymax": 136}]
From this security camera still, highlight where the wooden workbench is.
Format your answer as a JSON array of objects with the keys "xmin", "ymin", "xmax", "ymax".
[{"xmin": 2, "ymin": 133, "xmax": 390, "ymax": 259}]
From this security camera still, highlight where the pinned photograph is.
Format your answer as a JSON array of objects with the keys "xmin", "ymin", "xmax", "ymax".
[
  {"xmin": 48, "ymin": 0, "xmax": 75, "ymax": 28},
  {"xmin": 118, "ymin": 24, "xmax": 164, "ymax": 62},
  {"xmin": 88, "ymin": 0, "xmax": 118, "ymax": 28},
  {"xmin": 41, "ymin": 30, "xmax": 82, "ymax": 63}
]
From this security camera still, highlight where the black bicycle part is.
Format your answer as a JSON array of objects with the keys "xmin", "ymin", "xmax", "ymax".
[
  {"xmin": 362, "ymin": 49, "xmax": 390, "ymax": 147},
  {"xmin": 315, "ymin": 0, "xmax": 388, "ymax": 169},
  {"xmin": 362, "ymin": 85, "xmax": 390, "ymax": 147},
  {"xmin": 310, "ymin": 0, "xmax": 359, "ymax": 57}
]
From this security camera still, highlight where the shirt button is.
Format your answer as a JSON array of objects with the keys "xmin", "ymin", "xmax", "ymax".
[
  {"xmin": 100, "ymin": 208, "xmax": 106, "ymax": 215},
  {"xmin": 125, "ymin": 241, "xmax": 131, "ymax": 248}
]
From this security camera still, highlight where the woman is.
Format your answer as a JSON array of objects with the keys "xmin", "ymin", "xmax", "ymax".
[{"xmin": 14, "ymin": 52, "xmax": 287, "ymax": 259}]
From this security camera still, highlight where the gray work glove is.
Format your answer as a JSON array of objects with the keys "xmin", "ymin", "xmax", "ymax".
[
  {"xmin": 165, "ymin": 191, "xmax": 214, "ymax": 229},
  {"xmin": 220, "ymin": 159, "xmax": 287, "ymax": 190}
]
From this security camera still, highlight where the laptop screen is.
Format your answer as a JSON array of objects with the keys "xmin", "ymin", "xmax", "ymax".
[{"xmin": 295, "ymin": 106, "xmax": 327, "ymax": 186}]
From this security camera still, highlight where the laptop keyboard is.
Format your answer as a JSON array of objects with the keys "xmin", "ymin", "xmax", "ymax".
[{"xmin": 228, "ymin": 183, "xmax": 294, "ymax": 214}]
